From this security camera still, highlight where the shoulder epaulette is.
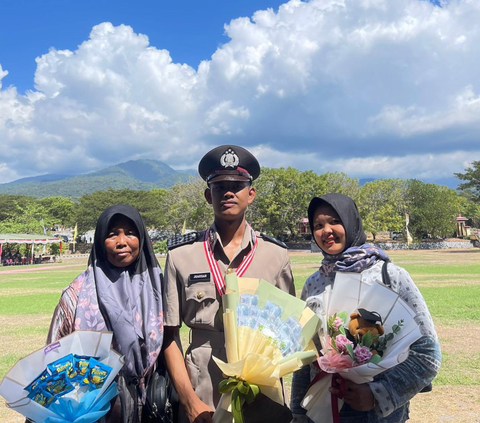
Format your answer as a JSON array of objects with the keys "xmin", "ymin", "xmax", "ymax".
[
  {"xmin": 167, "ymin": 231, "xmax": 203, "ymax": 250},
  {"xmin": 258, "ymin": 232, "xmax": 287, "ymax": 249}
]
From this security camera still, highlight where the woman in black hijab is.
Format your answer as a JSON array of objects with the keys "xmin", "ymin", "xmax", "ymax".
[
  {"xmin": 47, "ymin": 204, "xmax": 164, "ymax": 422},
  {"xmin": 290, "ymin": 193, "xmax": 440, "ymax": 423}
]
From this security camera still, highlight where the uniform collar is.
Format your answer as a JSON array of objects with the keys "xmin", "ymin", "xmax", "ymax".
[{"xmin": 209, "ymin": 222, "xmax": 254, "ymax": 256}]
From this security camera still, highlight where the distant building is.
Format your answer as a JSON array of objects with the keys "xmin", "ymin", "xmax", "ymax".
[
  {"xmin": 455, "ymin": 214, "xmax": 471, "ymax": 238},
  {"xmin": 298, "ymin": 218, "xmax": 309, "ymax": 234}
]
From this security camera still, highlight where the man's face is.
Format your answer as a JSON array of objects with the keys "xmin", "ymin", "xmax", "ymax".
[{"xmin": 205, "ymin": 180, "xmax": 256, "ymax": 220}]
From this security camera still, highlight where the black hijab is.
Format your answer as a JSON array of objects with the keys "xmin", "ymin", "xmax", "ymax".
[
  {"xmin": 89, "ymin": 203, "xmax": 158, "ymax": 277},
  {"xmin": 77, "ymin": 204, "xmax": 163, "ymax": 386},
  {"xmin": 308, "ymin": 193, "xmax": 367, "ymax": 253}
]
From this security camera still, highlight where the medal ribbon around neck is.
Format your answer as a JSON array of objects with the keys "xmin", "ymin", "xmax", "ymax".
[{"xmin": 203, "ymin": 224, "xmax": 258, "ymax": 296}]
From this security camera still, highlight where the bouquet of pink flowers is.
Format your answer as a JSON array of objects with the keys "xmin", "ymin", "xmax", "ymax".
[
  {"xmin": 318, "ymin": 310, "xmax": 404, "ymax": 373},
  {"xmin": 301, "ymin": 272, "xmax": 423, "ymax": 423}
]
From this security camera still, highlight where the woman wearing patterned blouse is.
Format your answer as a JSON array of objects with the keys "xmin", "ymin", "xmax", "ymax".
[
  {"xmin": 290, "ymin": 193, "xmax": 441, "ymax": 423},
  {"xmin": 47, "ymin": 204, "xmax": 164, "ymax": 422}
]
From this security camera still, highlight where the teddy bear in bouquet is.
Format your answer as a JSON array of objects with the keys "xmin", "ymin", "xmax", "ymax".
[{"xmin": 347, "ymin": 308, "xmax": 385, "ymax": 356}]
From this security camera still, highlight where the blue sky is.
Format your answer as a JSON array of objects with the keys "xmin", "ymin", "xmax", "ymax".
[
  {"xmin": 1, "ymin": 0, "xmax": 286, "ymax": 94},
  {"xmin": 0, "ymin": 0, "xmax": 479, "ymax": 187}
]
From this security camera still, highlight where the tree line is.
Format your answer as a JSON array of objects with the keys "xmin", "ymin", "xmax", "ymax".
[{"xmin": 1, "ymin": 162, "xmax": 480, "ymax": 242}]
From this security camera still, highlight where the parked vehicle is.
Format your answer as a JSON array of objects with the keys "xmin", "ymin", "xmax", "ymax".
[{"xmin": 390, "ymin": 231, "xmax": 403, "ymax": 240}]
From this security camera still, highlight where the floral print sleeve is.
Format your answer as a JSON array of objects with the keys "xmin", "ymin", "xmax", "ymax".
[{"xmin": 46, "ymin": 272, "xmax": 86, "ymax": 344}]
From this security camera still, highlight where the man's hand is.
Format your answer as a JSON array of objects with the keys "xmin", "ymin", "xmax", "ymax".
[
  {"xmin": 163, "ymin": 327, "xmax": 214, "ymax": 423},
  {"xmin": 186, "ymin": 397, "xmax": 214, "ymax": 423},
  {"xmin": 330, "ymin": 378, "xmax": 376, "ymax": 412}
]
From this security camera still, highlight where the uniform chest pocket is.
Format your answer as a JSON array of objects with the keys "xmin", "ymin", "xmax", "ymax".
[{"xmin": 185, "ymin": 282, "xmax": 219, "ymax": 325}]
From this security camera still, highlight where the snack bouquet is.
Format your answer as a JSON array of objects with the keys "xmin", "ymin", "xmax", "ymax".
[
  {"xmin": 0, "ymin": 331, "xmax": 124, "ymax": 423},
  {"xmin": 301, "ymin": 272, "xmax": 423, "ymax": 423},
  {"xmin": 212, "ymin": 274, "xmax": 320, "ymax": 423}
]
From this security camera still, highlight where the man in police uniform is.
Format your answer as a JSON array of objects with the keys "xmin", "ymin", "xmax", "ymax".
[{"xmin": 163, "ymin": 145, "xmax": 295, "ymax": 423}]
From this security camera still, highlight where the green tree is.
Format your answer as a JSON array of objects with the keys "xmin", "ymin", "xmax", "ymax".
[
  {"xmin": 248, "ymin": 167, "xmax": 327, "ymax": 238},
  {"xmin": 0, "ymin": 195, "xmax": 37, "ymax": 222},
  {"xmin": 74, "ymin": 183, "xmax": 209, "ymax": 234},
  {"xmin": 319, "ymin": 172, "xmax": 360, "ymax": 202},
  {"xmin": 458, "ymin": 196, "xmax": 480, "ymax": 228},
  {"xmin": 455, "ymin": 161, "xmax": 480, "ymax": 202},
  {"xmin": 49, "ymin": 243, "xmax": 61, "ymax": 256},
  {"xmin": 0, "ymin": 201, "xmax": 50, "ymax": 234},
  {"xmin": 141, "ymin": 189, "xmax": 169, "ymax": 229},
  {"xmin": 39, "ymin": 196, "xmax": 75, "ymax": 228},
  {"xmin": 162, "ymin": 180, "xmax": 211, "ymax": 233},
  {"xmin": 153, "ymin": 240, "xmax": 168, "ymax": 254},
  {"xmin": 358, "ymin": 179, "xmax": 408, "ymax": 241},
  {"xmin": 75, "ymin": 189, "xmax": 157, "ymax": 232},
  {"xmin": 406, "ymin": 180, "xmax": 462, "ymax": 239}
]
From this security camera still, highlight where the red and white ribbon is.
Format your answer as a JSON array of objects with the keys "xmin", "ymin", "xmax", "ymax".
[{"xmin": 203, "ymin": 225, "xmax": 258, "ymax": 296}]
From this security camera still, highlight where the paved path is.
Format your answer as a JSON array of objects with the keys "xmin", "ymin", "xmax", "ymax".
[{"xmin": 0, "ymin": 263, "xmax": 84, "ymax": 275}]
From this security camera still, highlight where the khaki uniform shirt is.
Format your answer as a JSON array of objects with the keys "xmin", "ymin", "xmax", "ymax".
[{"xmin": 163, "ymin": 225, "xmax": 294, "ymax": 421}]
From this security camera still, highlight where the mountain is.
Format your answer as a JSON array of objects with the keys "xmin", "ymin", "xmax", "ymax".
[
  {"xmin": 0, "ymin": 160, "xmax": 197, "ymax": 198},
  {"xmin": 5, "ymin": 174, "xmax": 73, "ymax": 185}
]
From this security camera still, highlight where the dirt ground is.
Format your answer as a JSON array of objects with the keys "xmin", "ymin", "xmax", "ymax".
[
  {"xmin": 2, "ymin": 324, "xmax": 479, "ymax": 422},
  {"xmin": 2, "ymin": 385, "xmax": 478, "ymax": 422},
  {"xmin": 409, "ymin": 386, "xmax": 480, "ymax": 423},
  {"xmin": 1, "ymin": 251, "xmax": 479, "ymax": 422}
]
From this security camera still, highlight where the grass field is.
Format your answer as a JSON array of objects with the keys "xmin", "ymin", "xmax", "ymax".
[{"xmin": 1, "ymin": 249, "xmax": 479, "ymax": 422}]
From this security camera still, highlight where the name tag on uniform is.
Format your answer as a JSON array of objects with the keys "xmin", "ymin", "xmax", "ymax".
[{"xmin": 188, "ymin": 272, "xmax": 211, "ymax": 283}]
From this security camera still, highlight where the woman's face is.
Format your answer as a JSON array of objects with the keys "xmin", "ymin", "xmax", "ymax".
[
  {"xmin": 312, "ymin": 203, "xmax": 346, "ymax": 255},
  {"xmin": 104, "ymin": 215, "xmax": 140, "ymax": 267}
]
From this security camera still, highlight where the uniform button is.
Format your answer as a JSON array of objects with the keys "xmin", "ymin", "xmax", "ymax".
[
  {"xmin": 196, "ymin": 291, "xmax": 204, "ymax": 299},
  {"xmin": 226, "ymin": 268, "xmax": 234, "ymax": 274}
]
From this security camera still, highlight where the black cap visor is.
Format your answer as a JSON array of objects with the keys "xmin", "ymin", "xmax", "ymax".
[{"xmin": 206, "ymin": 169, "xmax": 252, "ymax": 184}]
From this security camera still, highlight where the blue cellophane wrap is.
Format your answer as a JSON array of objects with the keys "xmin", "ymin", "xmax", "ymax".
[{"xmin": 45, "ymin": 382, "xmax": 118, "ymax": 423}]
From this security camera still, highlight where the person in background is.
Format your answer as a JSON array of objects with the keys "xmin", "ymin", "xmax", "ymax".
[
  {"xmin": 290, "ymin": 193, "xmax": 441, "ymax": 423},
  {"xmin": 163, "ymin": 145, "xmax": 295, "ymax": 423},
  {"xmin": 47, "ymin": 204, "xmax": 164, "ymax": 422}
]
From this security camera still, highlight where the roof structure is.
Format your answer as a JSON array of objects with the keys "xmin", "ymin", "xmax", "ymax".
[
  {"xmin": 455, "ymin": 214, "xmax": 468, "ymax": 222},
  {"xmin": 0, "ymin": 234, "xmax": 62, "ymax": 245}
]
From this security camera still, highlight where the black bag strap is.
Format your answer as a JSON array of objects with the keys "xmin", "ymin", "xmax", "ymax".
[{"xmin": 381, "ymin": 260, "xmax": 391, "ymax": 287}]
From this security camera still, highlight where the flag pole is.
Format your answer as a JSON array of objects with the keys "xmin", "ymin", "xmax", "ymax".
[
  {"xmin": 405, "ymin": 213, "xmax": 413, "ymax": 245},
  {"xmin": 73, "ymin": 223, "xmax": 78, "ymax": 253}
]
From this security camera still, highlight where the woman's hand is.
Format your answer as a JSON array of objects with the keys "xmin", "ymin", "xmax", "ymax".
[
  {"xmin": 186, "ymin": 397, "xmax": 214, "ymax": 423},
  {"xmin": 330, "ymin": 378, "xmax": 376, "ymax": 412}
]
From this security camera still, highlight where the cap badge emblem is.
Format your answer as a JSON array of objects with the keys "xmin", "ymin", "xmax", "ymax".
[{"xmin": 220, "ymin": 148, "xmax": 239, "ymax": 168}]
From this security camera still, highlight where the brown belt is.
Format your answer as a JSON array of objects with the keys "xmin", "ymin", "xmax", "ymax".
[{"xmin": 189, "ymin": 328, "xmax": 225, "ymax": 349}]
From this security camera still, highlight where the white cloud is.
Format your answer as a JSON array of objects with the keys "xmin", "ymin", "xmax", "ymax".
[
  {"xmin": 370, "ymin": 85, "xmax": 480, "ymax": 136},
  {"xmin": 251, "ymin": 145, "xmax": 474, "ymax": 182},
  {"xmin": 1, "ymin": 0, "xmax": 480, "ymax": 184}
]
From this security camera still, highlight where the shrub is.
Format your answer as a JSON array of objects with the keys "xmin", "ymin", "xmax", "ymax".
[{"xmin": 153, "ymin": 240, "xmax": 168, "ymax": 255}]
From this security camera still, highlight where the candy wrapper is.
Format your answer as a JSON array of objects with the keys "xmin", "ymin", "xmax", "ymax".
[
  {"xmin": 301, "ymin": 271, "xmax": 423, "ymax": 423},
  {"xmin": 212, "ymin": 274, "xmax": 320, "ymax": 423},
  {"xmin": 0, "ymin": 331, "xmax": 124, "ymax": 423}
]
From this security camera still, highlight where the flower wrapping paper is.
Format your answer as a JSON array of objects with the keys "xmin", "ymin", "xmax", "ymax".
[
  {"xmin": 301, "ymin": 271, "xmax": 423, "ymax": 423},
  {"xmin": 0, "ymin": 331, "xmax": 124, "ymax": 423},
  {"xmin": 212, "ymin": 274, "xmax": 320, "ymax": 423}
]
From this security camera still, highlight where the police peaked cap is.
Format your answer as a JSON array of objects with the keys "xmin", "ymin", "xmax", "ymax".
[{"xmin": 198, "ymin": 145, "xmax": 260, "ymax": 184}]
